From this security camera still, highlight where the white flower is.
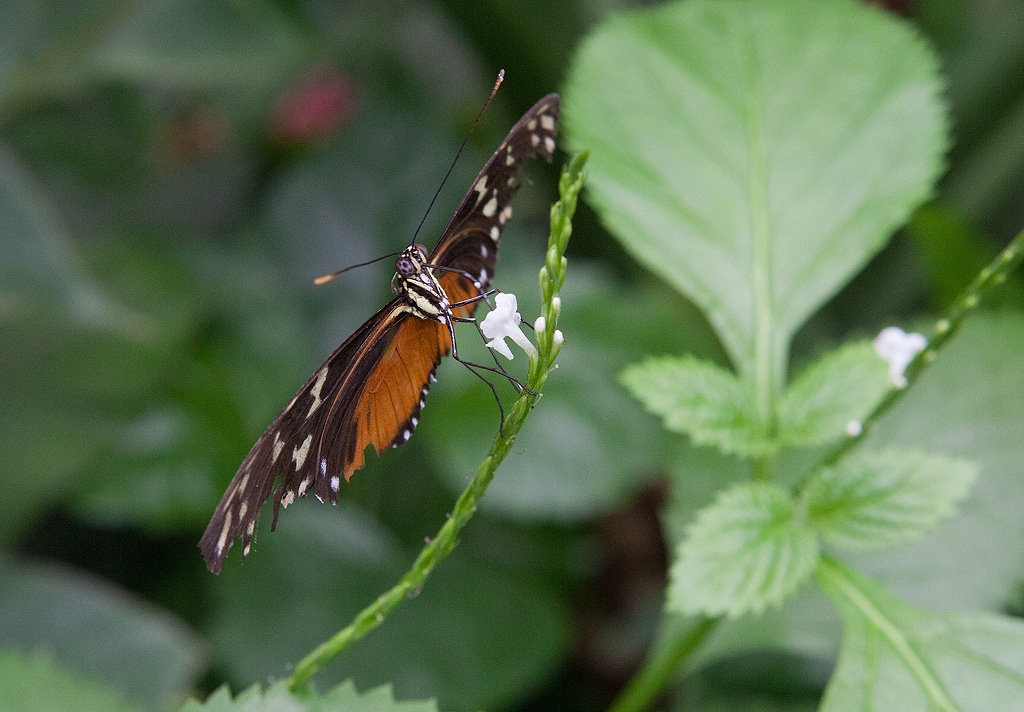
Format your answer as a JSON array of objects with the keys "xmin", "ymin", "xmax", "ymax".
[
  {"xmin": 873, "ymin": 326, "xmax": 927, "ymax": 388},
  {"xmin": 845, "ymin": 419, "xmax": 863, "ymax": 437},
  {"xmin": 480, "ymin": 292, "xmax": 536, "ymax": 360}
]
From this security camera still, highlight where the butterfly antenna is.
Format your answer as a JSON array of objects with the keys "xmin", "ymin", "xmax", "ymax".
[
  {"xmin": 314, "ymin": 251, "xmax": 404, "ymax": 285},
  {"xmin": 409, "ymin": 69, "xmax": 505, "ymax": 246}
]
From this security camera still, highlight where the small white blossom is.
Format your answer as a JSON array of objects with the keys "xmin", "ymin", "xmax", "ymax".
[
  {"xmin": 480, "ymin": 292, "xmax": 536, "ymax": 360},
  {"xmin": 873, "ymin": 326, "xmax": 927, "ymax": 388},
  {"xmin": 534, "ymin": 316, "xmax": 546, "ymax": 333},
  {"xmin": 845, "ymin": 419, "xmax": 863, "ymax": 437},
  {"xmin": 553, "ymin": 330, "xmax": 563, "ymax": 346}
]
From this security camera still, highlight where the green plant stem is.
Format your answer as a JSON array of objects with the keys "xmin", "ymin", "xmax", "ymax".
[
  {"xmin": 814, "ymin": 224, "xmax": 1024, "ymax": 473},
  {"xmin": 608, "ymin": 616, "xmax": 721, "ymax": 712},
  {"xmin": 285, "ymin": 151, "xmax": 588, "ymax": 694}
]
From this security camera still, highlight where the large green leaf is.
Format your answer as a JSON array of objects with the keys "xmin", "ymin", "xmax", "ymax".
[
  {"xmin": 0, "ymin": 560, "xmax": 205, "ymax": 711},
  {"xmin": 0, "ymin": 649, "xmax": 142, "ymax": 712},
  {"xmin": 818, "ymin": 558, "xmax": 1024, "ymax": 712},
  {"xmin": 668, "ymin": 483, "xmax": 818, "ymax": 617},
  {"xmin": 564, "ymin": 0, "xmax": 947, "ymax": 381},
  {"xmin": 182, "ymin": 681, "xmax": 437, "ymax": 712}
]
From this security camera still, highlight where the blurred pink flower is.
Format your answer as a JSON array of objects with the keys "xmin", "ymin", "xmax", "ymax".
[{"xmin": 270, "ymin": 68, "xmax": 358, "ymax": 145}]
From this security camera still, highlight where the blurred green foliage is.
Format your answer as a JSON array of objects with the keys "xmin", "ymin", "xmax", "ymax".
[{"xmin": 1, "ymin": 0, "xmax": 1023, "ymax": 711}]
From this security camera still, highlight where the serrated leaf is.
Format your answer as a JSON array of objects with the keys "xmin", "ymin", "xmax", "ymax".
[
  {"xmin": 0, "ymin": 560, "xmax": 205, "ymax": 711},
  {"xmin": 0, "ymin": 649, "xmax": 142, "ymax": 712},
  {"xmin": 818, "ymin": 558, "xmax": 1024, "ymax": 712},
  {"xmin": 621, "ymin": 356, "xmax": 772, "ymax": 456},
  {"xmin": 667, "ymin": 315, "xmax": 1024, "ymax": 673},
  {"xmin": 778, "ymin": 341, "xmax": 890, "ymax": 446},
  {"xmin": 565, "ymin": 0, "xmax": 947, "ymax": 379},
  {"xmin": 668, "ymin": 483, "xmax": 818, "ymax": 617},
  {"xmin": 803, "ymin": 449, "xmax": 978, "ymax": 551},
  {"xmin": 182, "ymin": 681, "xmax": 437, "ymax": 712}
]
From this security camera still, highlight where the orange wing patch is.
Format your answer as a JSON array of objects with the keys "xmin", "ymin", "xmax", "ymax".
[
  {"xmin": 346, "ymin": 315, "xmax": 451, "ymax": 480},
  {"xmin": 438, "ymin": 269, "xmax": 482, "ymax": 319}
]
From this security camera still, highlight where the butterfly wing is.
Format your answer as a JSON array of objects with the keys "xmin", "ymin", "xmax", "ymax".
[
  {"xmin": 199, "ymin": 93, "xmax": 560, "ymax": 573},
  {"xmin": 429, "ymin": 94, "xmax": 559, "ymax": 311},
  {"xmin": 199, "ymin": 299, "xmax": 449, "ymax": 573}
]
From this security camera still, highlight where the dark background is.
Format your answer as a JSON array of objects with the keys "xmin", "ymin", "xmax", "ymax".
[{"xmin": 1, "ymin": 0, "xmax": 1023, "ymax": 710}]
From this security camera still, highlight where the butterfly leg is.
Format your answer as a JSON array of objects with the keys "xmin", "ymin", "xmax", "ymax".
[
  {"xmin": 449, "ymin": 314, "xmax": 535, "ymax": 395},
  {"xmin": 428, "ymin": 264, "xmax": 498, "ymax": 309},
  {"xmin": 442, "ymin": 314, "xmax": 509, "ymax": 434},
  {"xmin": 449, "ymin": 288, "xmax": 498, "ymax": 310}
]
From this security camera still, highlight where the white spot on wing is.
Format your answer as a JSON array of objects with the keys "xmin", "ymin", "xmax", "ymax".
[
  {"xmin": 298, "ymin": 477, "xmax": 311, "ymax": 496},
  {"xmin": 411, "ymin": 416, "xmax": 418, "ymax": 427},
  {"xmin": 281, "ymin": 491, "xmax": 295, "ymax": 508},
  {"xmin": 216, "ymin": 511, "xmax": 233, "ymax": 556},
  {"xmin": 238, "ymin": 502, "xmax": 248, "ymax": 520},
  {"xmin": 293, "ymin": 434, "xmax": 312, "ymax": 469},
  {"xmin": 307, "ymin": 367, "xmax": 329, "ymax": 417},
  {"xmin": 402, "ymin": 429, "xmax": 411, "ymax": 441},
  {"xmin": 488, "ymin": 227, "xmax": 498, "ymax": 242},
  {"xmin": 527, "ymin": 118, "xmax": 537, "ymax": 131},
  {"xmin": 272, "ymin": 433, "xmax": 284, "ymax": 463},
  {"xmin": 331, "ymin": 475, "xmax": 340, "ymax": 492},
  {"xmin": 544, "ymin": 136, "xmax": 555, "ymax": 153},
  {"xmin": 540, "ymin": 114, "xmax": 555, "ymax": 131},
  {"xmin": 499, "ymin": 205, "xmax": 512, "ymax": 225},
  {"xmin": 473, "ymin": 175, "xmax": 488, "ymax": 204},
  {"xmin": 505, "ymin": 151, "xmax": 514, "ymax": 166},
  {"xmin": 530, "ymin": 133, "xmax": 540, "ymax": 147},
  {"xmin": 480, "ymin": 268, "xmax": 488, "ymax": 283},
  {"xmin": 482, "ymin": 195, "xmax": 498, "ymax": 218}
]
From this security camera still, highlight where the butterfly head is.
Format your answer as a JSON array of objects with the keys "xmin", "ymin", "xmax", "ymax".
[
  {"xmin": 395, "ymin": 243, "xmax": 430, "ymax": 278},
  {"xmin": 392, "ymin": 242, "xmax": 448, "ymax": 319}
]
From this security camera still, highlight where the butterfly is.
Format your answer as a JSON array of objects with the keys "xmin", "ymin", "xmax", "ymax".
[{"xmin": 199, "ymin": 94, "xmax": 559, "ymax": 573}]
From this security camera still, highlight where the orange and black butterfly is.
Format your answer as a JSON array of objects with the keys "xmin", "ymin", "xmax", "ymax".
[{"xmin": 199, "ymin": 94, "xmax": 559, "ymax": 573}]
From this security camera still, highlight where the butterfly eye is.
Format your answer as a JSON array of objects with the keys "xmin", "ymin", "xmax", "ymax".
[{"xmin": 396, "ymin": 257, "xmax": 416, "ymax": 276}]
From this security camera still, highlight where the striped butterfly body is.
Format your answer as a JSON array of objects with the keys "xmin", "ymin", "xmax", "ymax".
[{"xmin": 200, "ymin": 94, "xmax": 559, "ymax": 573}]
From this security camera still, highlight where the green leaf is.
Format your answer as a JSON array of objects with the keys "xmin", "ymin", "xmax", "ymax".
[
  {"xmin": 803, "ymin": 449, "xmax": 978, "ymax": 551},
  {"xmin": 0, "ymin": 649, "xmax": 142, "ymax": 712},
  {"xmin": 668, "ymin": 483, "xmax": 818, "ymax": 617},
  {"xmin": 818, "ymin": 558, "xmax": 1024, "ymax": 712},
  {"xmin": 182, "ymin": 680, "xmax": 437, "ymax": 712},
  {"xmin": 778, "ymin": 341, "xmax": 890, "ymax": 447},
  {"xmin": 621, "ymin": 355, "xmax": 771, "ymax": 456},
  {"xmin": 206, "ymin": 507, "xmax": 569, "ymax": 712},
  {"xmin": 0, "ymin": 560, "xmax": 205, "ymax": 711},
  {"xmin": 564, "ymin": 0, "xmax": 947, "ymax": 379}
]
